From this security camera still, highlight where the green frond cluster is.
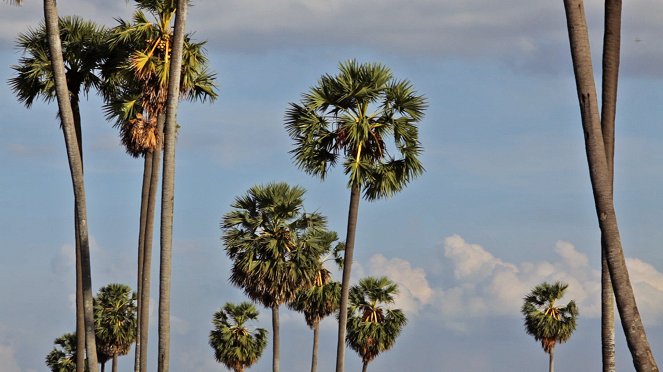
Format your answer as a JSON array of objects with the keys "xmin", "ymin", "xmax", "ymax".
[
  {"xmin": 285, "ymin": 59, "xmax": 426, "ymax": 201},
  {"xmin": 209, "ymin": 302, "xmax": 268, "ymax": 372},
  {"xmin": 346, "ymin": 276, "xmax": 407, "ymax": 368},
  {"xmin": 45, "ymin": 333, "xmax": 80, "ymax": 372},
  {"xmin": 93, "ymin": 283, "xmax": 137, "ymax": 361},
  {"xmin": 289, "ymin": 267, "xmax": 341, "ymax": 328},
  {"xmin": 222, "ymin": 182, "xmax": 337, "ymax": 308},
  {"xmin": 521, "ymin": 281, "xmax": 578, "ymax": 354}
]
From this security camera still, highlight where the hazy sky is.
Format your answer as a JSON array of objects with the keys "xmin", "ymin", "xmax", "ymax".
[{"xmin": 2, "ymin": 1, "xmax": 663, "ymax": 371}]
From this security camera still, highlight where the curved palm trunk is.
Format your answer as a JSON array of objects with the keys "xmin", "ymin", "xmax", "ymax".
[
  {"xmin": 335, "ymin": 183, "xmax": 361, "ymax": 372},
  {"xmin": 272, "ymin": 305, "xmax": 280, "ymax": 372},
  {"xmin": 158, "ymin": 1, "xmax": 187, "ymax": 371},
  {"xmin": 563, "ymin": 1, "xmax": 658, "ymax": 370},
  {"xmin": 43, "ymin": 1, "xmax": 98, "ymax": 370},
  {"xmin": 549, "ymin": 348, "xmax": 555, "ymax": 372},
  {"xmin": 600, "ymin": 2, "xmax": 621, "ymax": 371},
  {"xmin": 311, "ymin": 321, "xmax": 320, "ymax": 372}
]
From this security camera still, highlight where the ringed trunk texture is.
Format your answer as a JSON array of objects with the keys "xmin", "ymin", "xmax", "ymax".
[
  {"xmin": 272, "ymin": 305, "xmax": 280, "ymax": 372},
  {"xmin": 43, "ymin": 1, "xmax": 98, "ymax": 370},
  {"xmin": 311, "ymin": 321, "xmax": 320, "ymax": 372},
  {"xmin": 563, "ymin": 1, "xmax": 658, "ymax": 370},
  {"xmin": 158, "ymin": 1, "xmax": 187, "ymax": 371},
  {"xmin": 600, "ymin": 1, "xmax": 621, "ymax": 371},
  {"xmin": 335, "ymin": 183, "xmax": 361, "ymax": 372}
]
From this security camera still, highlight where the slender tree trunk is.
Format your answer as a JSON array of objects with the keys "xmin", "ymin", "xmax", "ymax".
[
  {"xmin": 101, "ymin": 361, "xmax": 106, "ymax": 372},
  {"xmin": 43, "ymin": 1, "xmax": 98, "ymax": 370},
  {"xmin": 563, "ymin": 1, "xmax": 658, "ymax": 370},
  {"xmin": 134, "ymin": 152, "xmax": 151, "ymax": 372},
  {"xmin": 549, "ymin": 348, "xmax": 555, "ymax": 372},
  {"xmin": 362, "ymin": 361, "xmax": 368, "ymax": 372},
  {"xmin": 600, "ymin": 2, "xmax": 621, "ymax": 371},
  {"xmin": 335, "ymin": 183, "xmax": 361, "ymax": 372},
  {"xmin": 272, "ymin": 305, "xmax": 280, "ymax": 372},
  {"xmin": 75, "ymin": 219, "xmax": 85, "ymax": 372},
  {"xmin": 112, "ymin": 355, "xmax": 118, "ymax": 372},
  {"xmin": 158, "ymin": 1, "xmax": 187, "ymax": 371},
  {"xmin": 311, "ymin": 321, "xmax": 320, "ymax": 372}
]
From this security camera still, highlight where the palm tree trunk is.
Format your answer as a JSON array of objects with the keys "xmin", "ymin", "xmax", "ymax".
[
  {"xmin": 549, "ymin": 348, "xmax": 554, "ymax": 372},
  {"xmin": 335, "ymin": 183, "xmax": 361, "ymax": 372},
  {"xmin": 43, "ymin": 1, "xmax": 98, "ymax": 370},
  {"xmin": 311, "ymin": 321, "xmax": 320, "ymax": 372},
  {"xmin": 101, "ymin": 361, "xmax": 106, "ymax": 372},
  {"xmin": 75, "ymin": 222, "xmax": 85, "ymax": 372},
  {"xmin": 134, "ymin": 152, "xmax": 151, "ymax": 372},
  {"xmin": 362, "ymin": 361, "xmax": 368, "ymax": 372},
  {"xmin": 600, "ymin": 2, "xmax": 621, "ymax": 371},
  {"xmin": 563, "ymin": 1, "xmax": 658, "ymax": 370},
  {"xmin": 112, "ymin": 355, "xmax": 118, "ymax": 372},
  {"xmin": 158, "ymin": 1, "xmax": 187, "ymax": 371},
  {"xmin": 272, "ymin": 305, "xmax": 280, "ymax": 372}
]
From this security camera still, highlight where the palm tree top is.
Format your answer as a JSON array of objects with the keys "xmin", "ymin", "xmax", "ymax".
[
  {"xmin": 522, "ymin": 281, "xmax": 578, "ymax": 353},
  {"xmin": 285, "ymin": 59, "xmax": 426, "ymax": 200}
]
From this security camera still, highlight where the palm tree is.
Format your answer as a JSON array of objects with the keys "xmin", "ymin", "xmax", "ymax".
[
  {"xmin": 285, "ymin": 60, "xmax": 425, "ymax": 372},
  {"xmin": 346, "ymin": 276, "xmax": 407, "ymax": 372},
  {"xmin": 9, "ymin": 1, "xmax": 100, "ymax": 369},
  {"xmin": 209, "ymin": 302, "xmax": 269, "ymax": 372},
  {"xmin": 562, "ymin": 1, "xmax": 659, "ymax": 370},
  {"xmin": 101, "ymin": 2, "xmax": 216, "ymax": 370},
  {"xmin": 521, "ymin": 282, "xmax": 578, "ymax": 372},
  {"xmin": 46, "ymin": 333, "xmax": 81, "ymax": 372},
  {"xmin": 222, "ymin": 182, "xmax": 332, "ymax": 372},
  {"xmin": 9, "ymin": 16, "xmax": 106, "ymax": 372},
  {"xmin": 289, "ymin": 234, "xmax": 343, "ymax": 372},
  {"xmin": 94, "ymin": 284, "xmax": 137, "ymax": 372}
]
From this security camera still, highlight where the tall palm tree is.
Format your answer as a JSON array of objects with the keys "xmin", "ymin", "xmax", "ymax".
[
  {"xmin": 8, "ymin": 1, "xmax": 100, "ymax": 369},
  {"xmin": 289, "ymin": 235, "xmax": 343, "ymax": 372},
  {"xmin": 94, "ymin": 284, "xmax": 137, "ymax": 372},
  {"xmin": 522, "ymin": 282, "xmax": 578, "ymax": 372},
  {"xmin": 9, "ymin": 16, "xmax": 106, "ymax": 372},
  {"xmin": 285, "ymin": 60, "xmax": 425, "ymax": 372},
  {"xmin": 562, "ymin": 1, "xmax": 658, "ymax": 370},
  {"xmin": 222, "ymin": 182, "xmax": 332, "ymax": 372},
  {"xmin": 346, "ymin": 276, "xmax": 407, "ymax": 372},
  {"xmin": 46, "ymin": 333, "xmax": 81, "ymax": 372},
  {"xmin": 102, "ymin": 2, "xmax": 216, "ymax": 370},
  {"xmin": 209, "ymin": 302, "xmax": 269, "ymax": 372}
]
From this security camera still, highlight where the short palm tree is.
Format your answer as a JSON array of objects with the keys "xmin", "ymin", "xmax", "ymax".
[
  {"xmin": 94, "ymin": 284, "xmax": 137, "ymax": 372},
  {"xmin": 522, "ymin": 281, "xmax": 578, "ymax": 372},
  {"xmin": 346, "ymin": 276, "xmax": 407, "ymax": 372},
  {"xmin": 46, "ymin": 333, "xmax": 81, "ymax": 372},
  {"xmin": 209, "ymin": 302, "xmax": 269, "ymax": 372},
  {"xmin": 222, "ymin": 182, "xmax": 332, "ymax": 372},
  {"xmin": 285, "ymin": 60, "xmax": 425, "ymax": 372}
]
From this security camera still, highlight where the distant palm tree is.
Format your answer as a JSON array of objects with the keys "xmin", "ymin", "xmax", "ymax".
[
  {"xmin": 521, "ymin": 281, "xmax": 578, "ymax": 372},
  {"xmin": 285, "ymin": 60, "xmax": 426, "ymax": 372},
  {"xmin": 346, "ymin": 276, "xmax": 407, "ymax": 372},
  {"xmin": 209, "ymin": 302, "xmax": 269, "ymax": 372},
  {"xmin": 46, "ymin": 333, "xmax": 81, "ymax": 372},
  {"xmin": 222, "ymin": 182, "xmax": 331, "ymax": 372},
  {"xmin": 94, "ymin": 284, "xmax": 137, "ymax": 372}
]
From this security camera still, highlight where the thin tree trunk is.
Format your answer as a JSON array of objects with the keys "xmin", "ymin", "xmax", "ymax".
[
  {"xmin": 134, "ymin": 152, "xmax": 152, "ymax": 372},
  {"xmin": 272, "ymin": 305, "xmax": 280, "ymax": 372},
  {"xmin": 75, "ymin": 219, "xmax": 85, "ymax": 372},
  {"xmin": 563, "ymin": 1, "xmax": 658, "ymax": 370},
  {"xmin": 335, "ymin": 183, "xmax": 361, "ymax": 372},
  {"xmin": 101, "ymin": 361, "xmax": 105, "ymax": 372},
  {"xmin": 600, "ymin": 2, "xmax": 621, "ymax": 371},
  {"xmin": 158, "ymin": 1, "xmax": 187, "ymax": 371},
  {"xmin": 43, "ymin": 1, "xmax": 98, "ymax": 370},
  {"xmin": 311, "ymin": 321, "xmax": 320, "ymax": 372},
  {"xmin": 362, "ymin": 361, "xmax": 368, "ymax": 372},
  {"xmin": 112, "ymin": 355, "xmax": 118, "ymax": 372},
  {"xmin": 549, "ymin": 348, "xmax": 554, "ymax": 372}
]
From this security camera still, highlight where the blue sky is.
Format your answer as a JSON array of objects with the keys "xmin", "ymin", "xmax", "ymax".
[{"xmin": 1, "ymin": 1, "xmax": 663, "ymax": 371}]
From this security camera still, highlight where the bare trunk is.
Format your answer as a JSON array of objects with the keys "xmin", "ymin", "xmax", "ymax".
[
  {"xmin": 43, "ymin": 1, "xmax": 98, "ymax": 370},
  {"xmin": 311, "ymin": 321, "xmax": 319, "ymax": 372},
  {"xmin": 549, "ymin": 347, "xmax": 555, "ymax": 372},
  {"xmin": 75, "ymin": 219, "xmax": 85, "ymax": 372},
  {"xmin": 272, "ymin": 305, "xmax": 280, "ymax": 372},
  {"xmin": 134, "ymin": 152, "xmax": 151, "ymax": 372},
  {"xmin": 112, "ymin": 354, "xmax": 118, "ymax": 372},
  {"xmin": 362, "ymin": 361, "xmax": 368, "ymax": 372},
  {"xmin": 563, "ymin": 1, "xmax": 658, "ymax": 370},
  {"xmin": 158, "ymin": 1, "xmax": 187, "ymax": 371},
  {"xmin": 335, "ymin": 183, "xmax": 361, "ymax": 372}
]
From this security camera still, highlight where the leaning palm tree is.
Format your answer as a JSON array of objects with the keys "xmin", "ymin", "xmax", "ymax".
[
  {"xmin": 346, "ymin": 276, "xmax": 407, "ymax": 372},
  {"xmin": 222, "ymin": 182, "xmax": 333, "ymax": 372},
  {"xmin": 9, "ymin": 1, "xmax": 100, "ymax": 369},
  {"xmin": 101, "ymin": 2, "xmax": 216, "ymax": 370},
  {"xmin": 94, "ymin": 284, "xmax": 137, "ymax": 372},
  {"xmin": 521, "ymin": 281, "xmax": 578, "ymax": 372},
  {"xmin": 46, "ymin": 333, "xmax": 80, "ymax": 372},
  {"xmin": 285, "ymin": 60, "xmax": 425, "ymax": 372},
  {"xmin": 209, "ymin": 302, "xmax": 269, "ymax": 372}
]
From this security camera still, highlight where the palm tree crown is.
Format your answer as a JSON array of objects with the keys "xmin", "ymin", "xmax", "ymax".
[
  {"xmin": 346, "ymin": 276, "xmax": 407, "ymax": 371},
  {"xmin": 285, "ymin": 59, "xmax": 425, "ymax": 200},
  {"xmin": 522, "ymin": 281, "xmax": 578, "ymax": 353},
  {"xmin": 209, "ymin": 302, "xmax": 268, "ymax": 372},
  {"xmin": 94, "ymin": 284, "xmax": 137, "ymax": 365},
  {"xmin": 46, "ymin": 333, "xmax": 80, "ymax": 372}
]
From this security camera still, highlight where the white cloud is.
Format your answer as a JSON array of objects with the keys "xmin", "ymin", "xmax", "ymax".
[
  {"xmin": 367, "ymin": 254, "xmax": 433, "ymax": 315},
  {"xmin": 0, "ymin": 344, "xmax": 20, "ymax": 372}
]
